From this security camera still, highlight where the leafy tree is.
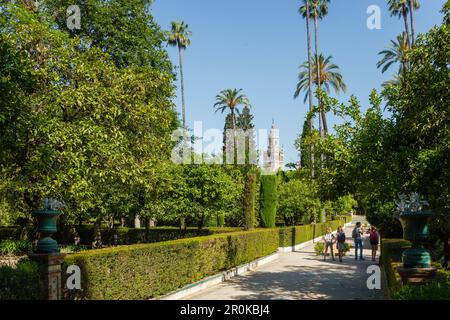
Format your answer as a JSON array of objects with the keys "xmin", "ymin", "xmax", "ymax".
[
  {"xmin": 0, "ymin": 3, "xmax": 178, "ymax": 226},
  {"xmin": 42, "ymin": 0, "xmax": 173, "ymax": 72},
  {"xmin": 260, "ymin": 175, "xmax": 278, "ymax": 228},
  {"xmin": 167, "ymin": 21, "xmax": 192, "ymax": 128},
  {"xmin": 277, "ymin": 179, "xmax": 320, "ymax": 226}
]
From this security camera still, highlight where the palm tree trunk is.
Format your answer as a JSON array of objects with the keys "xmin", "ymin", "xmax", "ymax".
[
  {"xmin": 314, "ymin": 8, "xmax": 325, "ymax": 166},
  {"xmin": 409, "ymin": 0, "xmax": 415, "ymax": 47},
  {"xmin": 402, "ymin": 6, "xmax": 411, "ymax": 48},
  {"xmin": 178, "ymin": 45, "xmax": 186, "ymax": 128},
  {"xmin": 306, "ymin": 0, "xmax": 315, "ymax": 178},
  {"xmin": 231, "ymin": 108, "xmax": 237, "ymax": 165}
]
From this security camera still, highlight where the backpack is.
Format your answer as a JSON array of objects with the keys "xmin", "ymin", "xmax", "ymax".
[
  {"xmin": 370, "ymin": 231, "xmax": 379, "ymax": 242},
  {"xmin": 337, "ymin": 232, "xmax": 346, "ymax": 243},
  {"xmin": 352, "ymin": 228, "xmax": 358, "ymax": 239}
]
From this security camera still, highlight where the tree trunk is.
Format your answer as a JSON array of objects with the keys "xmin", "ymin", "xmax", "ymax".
[
  {"xmin": 402, "ymin": 6, "xmax": 411, "ymax": 48},
  {"xmin": 231, "ymin": 108, "xmax": 237, "ymax": 165},
  {"xmin": 306, "ymin": 0, "xmax": 315, "ymax": 178},
  {"xmin": 409, "ymin": 0, "xmax": 415, "ymax": 47},
  {"xmin": 314, "ymin": 10, "xmax": 325, "ymax": 166},
  {"xmin": 178, "ymin": 45, "xmax": 186, "ymax": 128}
]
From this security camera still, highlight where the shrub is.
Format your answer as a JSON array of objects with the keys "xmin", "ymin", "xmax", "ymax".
[
  {"xmin": 260, "ymin": 175, "xmax": 278, "ymax": 228},
  {"xmin": 243, "ymin": 173, "xmax": 257, "ymax": 230},
  {"xmin": 0, "ymin": 240, "xmax": 32, "ymax": 256},
  {"xmin": 315, "ymin": 242, "xmax": 325, "ymax": 255},
  {"xmin": 0, "ymin": 260, "xmax": 45, "ymax": 300},
  {"xmin": 62, "ymin": 228, "xmax": 279, "ymax": 300}
]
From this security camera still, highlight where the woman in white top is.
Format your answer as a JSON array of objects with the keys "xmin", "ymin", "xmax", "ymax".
[{"xmin": 322, "ymin": 227, "xmax": 336, "ymax": 261}]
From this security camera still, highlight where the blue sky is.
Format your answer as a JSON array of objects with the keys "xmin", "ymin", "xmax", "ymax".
[{"xmin": 152, "ymin": 0, "xmax": 446, "ymax": 165}]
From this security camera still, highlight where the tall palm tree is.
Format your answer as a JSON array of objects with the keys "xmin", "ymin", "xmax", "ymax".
[
  {"xmin": 310, "ymin": 0, "xmax": 330, "ymax": 135},
  {"xmin": 299, "ymin": 0, "xmax": 316, "ymax": 177},
  {"xmin": 408, "ymin": 0, "xmax": 420, "ymax": 47},
  {"xmin": 377, "ymin": 32, "xmax": 410, "ymax": 75},
  {"xmin": 295, "ymin": 54, "xmax": 347, "ymax": 106},
  {"xmin": 167, "ymin": 21, "xmax": 192, "ymax": 128},
  {"xmin": 214, "ymin": 89, "xmax": 250, "ymax": 164},
  {"xmin": 388, "ymin": 0, "xmax": 414, "ymax": 48}
]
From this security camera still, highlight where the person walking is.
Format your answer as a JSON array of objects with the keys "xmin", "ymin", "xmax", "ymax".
[
  {"xmin": 323, "ymin": 227, "xmax": 336, "ymax": 261},
  {"xmin": 352, "ymin": 222, "xmax": 364, "ymax": 260},
  {"xmin": 369, "ymin": 226, "xmax": 380, "ymax": 261},
  {"xmin": 336, "ymin": 226, "xmax": 346, "ymax": 262}
]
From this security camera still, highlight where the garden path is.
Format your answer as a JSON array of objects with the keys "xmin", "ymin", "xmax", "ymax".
[{"xmin": 185, "ymin": 217, "xmax": 387, "ymax": 300}]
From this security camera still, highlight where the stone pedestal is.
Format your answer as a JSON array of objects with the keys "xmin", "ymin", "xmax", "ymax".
[
  {"xmin": 396, "ymin": 267, "xmax": 437, "ymax": 285},
  {"xmin": 29, "ymin": 253, "xmax": 66, "ymax": 300}
]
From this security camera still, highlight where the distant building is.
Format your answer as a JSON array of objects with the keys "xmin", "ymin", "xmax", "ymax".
[{"xmin": 263, "ymin": 120, "xmax": 284, "ymax": 172}]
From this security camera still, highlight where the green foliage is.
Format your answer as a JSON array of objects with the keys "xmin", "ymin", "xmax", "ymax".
[
  {"xmin": 0, "ymin": 240, "xmax": 32, "ymax": 256},
  {"xmin": 277, "ymin": 179, "xmax": 320, "ymax": 225},
  {"xmin": 243, "ymin": 173, "xmax": 257, "ymax": 230},
  {"xmin": 62, "ymin": 229, "xmax": 279, "ymax": 300},
  {"xmin": 260, "ymin": 175, "xmax": 278, "ymax": 228},
  {"xmin": 314, "ymin": 242, "xmax": 325, "ymax": 255},
  {"xmin": 278, "ymin": 220, "xmax": 344, "ymax": 248},
  {"xmin": 0, "ymin": 2, "xmax": 178, "ymax": 225},
  {"xmin": 0, "ymin": 260, "xmax": 45, "ymax": 300},
  {"xmin": 148, "ymin": 164, "xmax": 244, "ymax": 229}
]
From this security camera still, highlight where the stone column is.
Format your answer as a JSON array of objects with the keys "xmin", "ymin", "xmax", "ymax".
[{"xmin": 29, "ymin": 252, "xmax": 66, "ymax": 300}]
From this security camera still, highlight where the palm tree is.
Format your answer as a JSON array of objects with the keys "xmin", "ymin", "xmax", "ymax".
[
  {"xmin": 408, "ymin": 0, "xmax": 420, "ymax": 47},
  {"xmin": 300, "ymin": 0, "xmax": 330, "ymax": 137},
  {"xmin": 214, "ymin": 89, "xmax": 251, "ymax": 164},
  {"xmin": 167, "ymin": 21, "xmax": 192, "ymax": 128},
  {"xmin": 295, "ymin": 54, "xmax": 347, "ymax": 106},
  {"xmin": 377, "ymin": 32, "xmax": 410, "ymax": 75},
  {"xmin": 388, "ymin": 0, "xmax": 414, "ymax": 48},
  {"xmin": 299, "ymin": 0, "xmax": 316, "ymax": 177}
]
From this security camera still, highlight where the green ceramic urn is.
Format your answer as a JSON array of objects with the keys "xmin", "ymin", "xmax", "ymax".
[
  {"xmin": 398, "ymin": 211, "xmax": 434, "ymax": 268},
  {"xmin": 32, "ymin": 199, "xmax": 64, "ymax": 253}
]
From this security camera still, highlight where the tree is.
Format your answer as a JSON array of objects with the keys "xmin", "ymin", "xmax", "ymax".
[
  {"xmin": 301, "ymin": 0, "xmax": 330, "ymax": 135},
  {"xmin": 149, "ymin": 163, "xmax": 244, "ymax": 230},
  {"xmin": 0, "ymin": 3, "xmax": 178, "ymax": 226},
  {"xmin": 167, "ymin": 21, "xmax": 192, "ymax": 128},
  {"xmin": 277, "ymin": 179, "xmax": 321, "ymax": 226},
  {"xmin": 243, "ymin": 173, "xmax": 257, "ymax": 230},
  {"xmin": 214, "ymin": 89, "xmax": 251, "ymax": 165},
  {"xmin": 260, "ymin": 175, "xmax": 278, "ymax": 228},
  {"xmin": 42, "ymin": 0, "xmax": 173, "ymax": 72},
  {"xmin": 298, "ymin": 0, "xmax": 316, "ymax": 177},
  {"xmin": 295, "ymin": 55, "xmax": 347, "ymax": 118},
  {"xmin": 388, "ymin": 0, "xmax": 412, "ymax": 47},
  {"xmin": 236, "ymin": 106, "xmax": 257, "ymax": 168},
  {"xmin": 377, "ymin": 32, "xmax": 411, "ymax": 75},
  {"xmin": 383, "ymin": 5, "xmax": 450, "ymax": 265},
  {"xmin": 408, "ymin": 0, "xmax": 420, "ymax": 47}
]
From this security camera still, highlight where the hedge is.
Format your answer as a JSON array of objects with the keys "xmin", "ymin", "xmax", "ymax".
[
  {"xmin": 278, "ymin": 220, "xmax": 345, "ymax": 248},
  {"xmin": 381, "ymin": 238, "xmax": 450, "ymax": 300},
  {"xmin": 62, "ymin": 228, "xmax": 279, "ymax": 300},
  {"xmin": 0, "ymin": 259, "xmax": 45, "ymax": 300},
  {"xmin": 260, "ymin": 175, "xmax": 277, "ymax": 228}
]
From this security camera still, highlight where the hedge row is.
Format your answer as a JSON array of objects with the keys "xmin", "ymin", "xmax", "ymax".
[
  {"xmin": 381, "ymin": 238, "xmax": 450, "ymax": 300},
  {"xmin": 0, "ymin": 226, "xmax": 241, "ymax": 245},
  {"xmin": 63, "ymin": 228, "xmax": 279, "ymax": 300},
  {"xmin": 278, "ymin": 220, "xmax": 346, "ymax": 248}
]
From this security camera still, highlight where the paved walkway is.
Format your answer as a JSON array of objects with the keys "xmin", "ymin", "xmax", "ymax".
[{"xmin": 186, "ymin": 217, "xmax": 387, "ymax": 300}]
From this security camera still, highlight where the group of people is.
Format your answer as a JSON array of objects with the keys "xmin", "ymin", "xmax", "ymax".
[{"xmin": 322, "ymin": 222, "xmax": 380, "ymax": 262}]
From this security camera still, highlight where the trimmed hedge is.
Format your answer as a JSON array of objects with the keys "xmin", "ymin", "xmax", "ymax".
[
  {"xmin": 0, "ymin": 259, "xmax": 45, "ymax": 300},
  {"xmin": 278, "ymin": 220, "xmax": 345, "ymax": 248},
  {"xmin": 260, "ymin": 175, "xmax": 278, "ymax": 228},
  {"xmin": 62, "ymin": 228, "xmax": 279, "ymax": 300}
]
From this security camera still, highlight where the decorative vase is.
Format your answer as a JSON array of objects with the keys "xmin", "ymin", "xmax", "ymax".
[
  {"xmin": 32, "ymin": 209, "xmax": 62, "ymax": 254},
  {"xmin": 397, "ymin": 211, "xmax": 434, "ymax": 268}
]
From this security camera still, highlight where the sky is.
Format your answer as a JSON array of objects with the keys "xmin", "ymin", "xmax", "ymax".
[{"xmin": 151, "ymin": 0, "xmax": 446, "ymax": 166}]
